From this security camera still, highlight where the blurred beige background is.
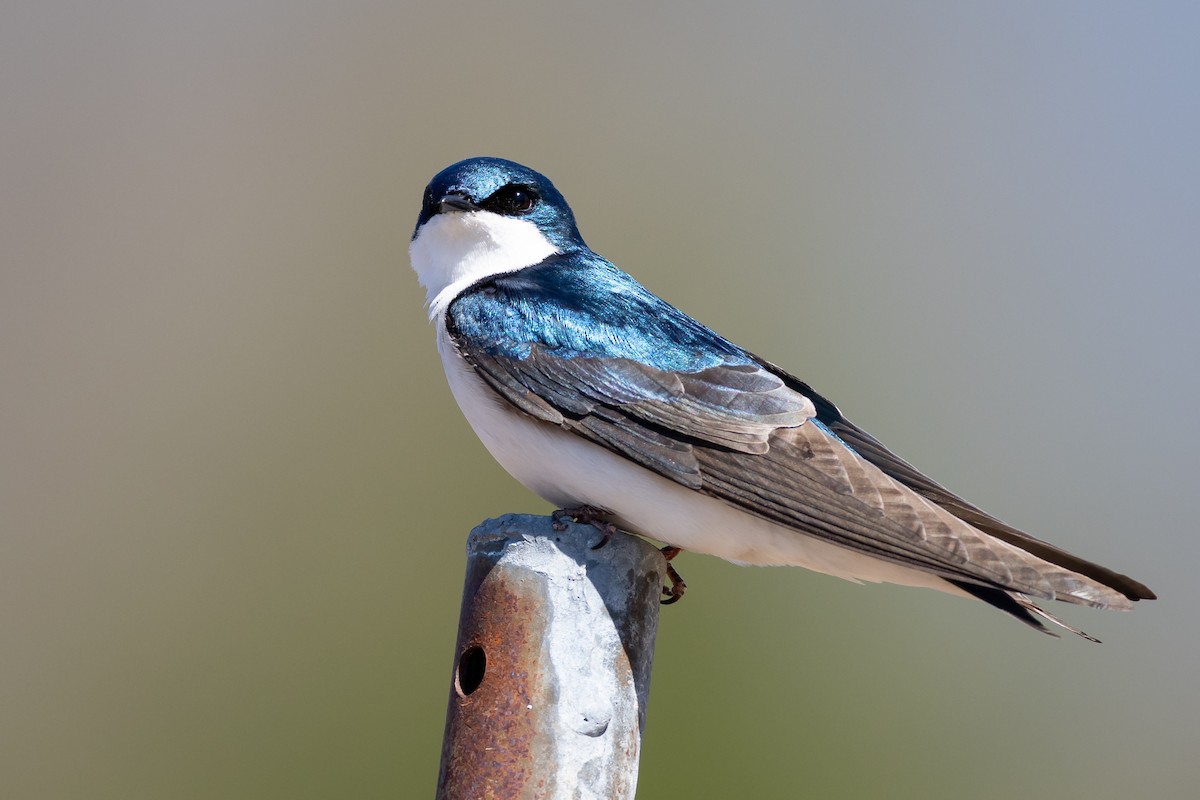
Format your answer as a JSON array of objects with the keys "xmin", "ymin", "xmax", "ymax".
[{"xmin": 2, "ymin": 2, "xmax": 1197, "ymax": 798}]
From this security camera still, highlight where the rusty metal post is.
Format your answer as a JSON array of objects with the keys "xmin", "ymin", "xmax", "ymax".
[{"xmin": 436, "ymin": 514, "xmax": 666, "ymax": 800}]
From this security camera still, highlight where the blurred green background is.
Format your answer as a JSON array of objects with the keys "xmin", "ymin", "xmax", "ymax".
[{"xmin": 2, "ymin": 2, "xmax": 1196, "ymax": 797}]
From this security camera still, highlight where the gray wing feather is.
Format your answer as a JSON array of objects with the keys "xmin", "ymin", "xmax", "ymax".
[{"xmin": 459, "ymin": 340, "xmax": 1134, "ymax": 609}]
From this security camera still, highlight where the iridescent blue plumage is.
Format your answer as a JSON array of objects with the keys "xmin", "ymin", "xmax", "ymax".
[
  {"xmin": 446, "ymin": 253, "xmax": 748, "ymax": 372},
  {"xmin": 414, "ymin": 157, "xmax": 583, "ymax": 251}
]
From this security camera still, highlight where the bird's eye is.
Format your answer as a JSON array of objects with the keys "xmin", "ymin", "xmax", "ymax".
[{"xmin": 482, "ymin": 185, "xmax": 538, "ymax": 215}]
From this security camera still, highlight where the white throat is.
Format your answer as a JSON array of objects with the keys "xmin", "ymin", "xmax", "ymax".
[{"xmin": 409, "ymin": 210, "xmax": 559, "ymax": 318}]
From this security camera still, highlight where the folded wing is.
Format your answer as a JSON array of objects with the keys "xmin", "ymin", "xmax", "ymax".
[{"xmin": 454, "ymin": 338, "xmax": 1144, "ymax": 611}]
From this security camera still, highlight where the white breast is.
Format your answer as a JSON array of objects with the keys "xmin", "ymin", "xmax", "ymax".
[
  {"xmin": 410, "ymin": 210, "xmax": 558, "ymax": 318},
  {"xmin": 434, "ymin": 320, "xmax": 966, "ymax": 597}
]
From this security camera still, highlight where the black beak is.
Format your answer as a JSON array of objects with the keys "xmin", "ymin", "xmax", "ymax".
[{"xmin": 438, "ymin": 190, "xmax": 478, "ymax": 213}]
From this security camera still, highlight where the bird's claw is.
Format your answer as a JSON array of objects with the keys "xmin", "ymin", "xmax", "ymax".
[
  {"xmin": 552, "ymin": 505, "xmax": 617, "ymax": 549},
  {"xmin": 660, "ymin": 545, "xmax": 687, "ymax": 604}
]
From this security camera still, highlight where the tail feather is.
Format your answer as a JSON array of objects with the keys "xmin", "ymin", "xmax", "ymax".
[{"xmin": 948, "ymin": 580, "xmax": 1101, "ymax": 642}]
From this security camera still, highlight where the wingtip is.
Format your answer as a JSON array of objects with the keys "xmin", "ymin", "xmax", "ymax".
[{"xmin": 1130, "ymin": 583, "xmax": 1158, "ymax": 602}]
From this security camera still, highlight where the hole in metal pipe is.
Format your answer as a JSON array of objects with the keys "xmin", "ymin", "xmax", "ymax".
[{"xmin": 455, "ymin": 645, "xmax": 486, "ymax": 697}]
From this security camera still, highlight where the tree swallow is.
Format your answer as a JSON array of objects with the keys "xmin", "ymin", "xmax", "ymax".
[{"xmin": 409, "ymin": 156, "xmax": 1155, "ymax": 638}]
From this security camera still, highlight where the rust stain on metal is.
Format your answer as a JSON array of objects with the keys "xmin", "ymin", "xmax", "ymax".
[{"xmin": 437, "ymin": 560, "xmax": 554, "ymax": 800}]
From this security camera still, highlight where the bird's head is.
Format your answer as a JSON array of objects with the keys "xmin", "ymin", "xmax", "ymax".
[{"xmin": 410, "ymin": 158, "xmax": 585, "ymax": 314}]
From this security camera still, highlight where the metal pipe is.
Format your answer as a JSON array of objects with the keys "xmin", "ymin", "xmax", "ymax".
[{"xmin": 436, "ymin": 514, "xmax": 665, "ymax": 800}]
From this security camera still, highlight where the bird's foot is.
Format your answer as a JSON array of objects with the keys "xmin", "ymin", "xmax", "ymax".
[
  {"xmin": 551, "ymin": 505, "xmax": 617, "ymax": 550},
  {"xmin": 660, "ymin": 545, "xmax": 687, "ymax": 604}
]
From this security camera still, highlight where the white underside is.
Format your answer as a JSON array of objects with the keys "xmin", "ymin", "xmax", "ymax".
[
  {"xmin": 436, "ymin": 321, "xmax": 967, "ymax": 597},
  {"xmin": 410, "ymin": 210, "xmax": 559, "ymax": 318}
]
